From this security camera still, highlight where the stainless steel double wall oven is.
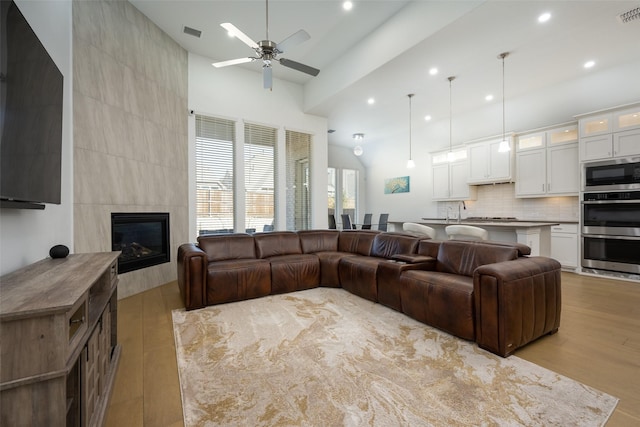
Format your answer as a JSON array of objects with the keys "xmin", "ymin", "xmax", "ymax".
[{"xmin": 581, "ymin": 157, "xmax": 640, "ymax": 275}]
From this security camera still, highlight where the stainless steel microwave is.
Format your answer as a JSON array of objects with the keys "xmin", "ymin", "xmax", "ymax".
[{"xmin": 583, "ymin": 158, "xmax": 640, "ymax": 191}]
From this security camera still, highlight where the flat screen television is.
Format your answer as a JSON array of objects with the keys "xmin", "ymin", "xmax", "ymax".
[{"xmin": 0, "ymin": 0, "xmax": 64, "ymax": 209}]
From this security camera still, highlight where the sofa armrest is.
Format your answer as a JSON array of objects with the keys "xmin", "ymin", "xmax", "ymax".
[
  {"xmin": 177, "ymin": 243, "xmax": 208, "ymax": 310},
  {"xmin": 391, "ymin": 254, "xmax": 436, "ymax": 264},
  {"xmin": 473, "ymin": 257, "xmax": 561, "ymax": 357}
]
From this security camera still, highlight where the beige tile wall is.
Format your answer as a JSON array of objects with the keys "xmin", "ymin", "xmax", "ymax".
[
  {"xmin": 73, "ymin": 0, "xmax": 188, "ymax": 298},
  {"xmin": 438, "ymin": 183, "xmax": 579, "ymax": 222}
]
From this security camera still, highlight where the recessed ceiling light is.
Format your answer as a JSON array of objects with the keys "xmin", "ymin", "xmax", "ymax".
[
  {"xmin": 343, "ymin": 1, "xmax": 353, "ymax": 11},
  {"xmin": 485, "ymin": 94, "xmax": 494, "ymax": 101},
  {"xmin": 367, "ymin": 97, "xmax": 375, "ymax": 105},
  {"xmin": 538, "ymin": 12, "xmax": 551, "ymax": 23},
  {"xmin": 424, "ymin": 115, "xmax": 432, "ymax": 121},
  {"xmin": 429, "ymin": 67, "xmax": 438, "ymax": 76},
  {"xmin": 584, "ymin": 60, "xmax": 596, "ymax": 69}
]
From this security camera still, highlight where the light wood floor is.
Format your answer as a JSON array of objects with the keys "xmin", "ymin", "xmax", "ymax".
[{"xmin": 105, "ymin": 272, "xmax": 640, "ymax": 426}]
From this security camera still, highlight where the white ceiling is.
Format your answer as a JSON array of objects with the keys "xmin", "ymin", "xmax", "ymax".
[{"xmin": 130, "ymin": 0, "xmax": 640, "ymax": 161}]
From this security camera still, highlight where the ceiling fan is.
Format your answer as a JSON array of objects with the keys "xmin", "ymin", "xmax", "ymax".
[{"xmin": 212, "ymin": 0, "xmax": 320, "ymax": 89}]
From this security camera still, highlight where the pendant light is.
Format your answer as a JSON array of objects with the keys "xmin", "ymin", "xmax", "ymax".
[
  {"xmin": 447, "ymin": 76, "xmax": 456, "ymax": 162},
  {"xmin": 498, "ymin": 52, "xmax": 510, "ymax": 153},
  {"xmin": 406, "ymin": 93, "xmax": 415, "ymax": 168},
  {"xmin": 352, "ymin": 133, "xmax": 364, "ymax": 156}
]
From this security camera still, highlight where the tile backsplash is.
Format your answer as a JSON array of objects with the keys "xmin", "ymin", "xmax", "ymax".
[{"xmin": 437, "ymin": 183, "xmax": 579, "ymax": 221}]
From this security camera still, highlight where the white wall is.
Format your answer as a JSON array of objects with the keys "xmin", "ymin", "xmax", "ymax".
[
  {"xmin": 0, "ymin": 0, "xmax": 73, "ymax": 275},
  {"xmin": 188, "ymin": 53, "xmax": 328, "ymax": 237}
]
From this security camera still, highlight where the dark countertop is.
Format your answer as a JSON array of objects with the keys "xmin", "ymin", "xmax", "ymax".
[{"xmin": 393, "ymin": 219, "xmax": 564, "ymax": 228}]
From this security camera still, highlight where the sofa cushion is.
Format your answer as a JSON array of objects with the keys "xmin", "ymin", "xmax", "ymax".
[
  {"xmin": 400, "ymin": 271, "xmax": 475, "ymax": 340},
  {"xmin": 338, "ymin": 255, "xmax": 383, "ymax": 302},
  {"xmin": 315, "ymin": 251, "xmax": 355, "ymax": 287},
  {"xmin": 268, "ymin": 254, "xmax": 320, "ymax": 294},
  {"xmin": 298, "ymin": 230, "xmax": 340, "ymax": 253},
  {"xmin": 254, "ymin": 231, "xmax": 302, "ymax": 258},
  {"xmin": 337, "ymin": 230, "xmax": 379, "ymax": 256},
  {"xmin": 198, "ymin": 233, "xmax": 256, "ymax": 262},
  {"xmin": 437, "ymin": 241, "xmax": 518, "ymax": 277},
  {"xmin": 205, "ymin": 259, "xmax": 271, "ymax": 305},
  {"xmin": 371, "ymin": 233, "xmax": 419, "ymax": 258}
]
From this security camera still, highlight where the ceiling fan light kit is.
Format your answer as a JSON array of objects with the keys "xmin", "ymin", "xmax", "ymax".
[{"xmin": 212, "ymin": 0, "xmax": 320, "ymax": 90}]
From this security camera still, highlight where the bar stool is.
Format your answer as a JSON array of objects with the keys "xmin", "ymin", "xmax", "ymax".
[{"xmin": 445, "ymin": 224, "xmax": 488, "ymax": 241}]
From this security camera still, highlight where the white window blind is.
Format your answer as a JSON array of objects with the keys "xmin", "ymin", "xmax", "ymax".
[
  {"xmin": 195, "ymin": 115, "xmax": 235, "ymax": 235},
  {"xmin": 244, "ymin": 123, "xmax": 276, "ymax": 232},
  {"xmin": 285, "ymin": 130, "xmax": 312, "ymax": 230}
]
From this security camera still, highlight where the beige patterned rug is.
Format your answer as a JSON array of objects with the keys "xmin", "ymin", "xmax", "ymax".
[{"xmin": 172, "ymin": 288, "xmax": 617, "ymax": 426}]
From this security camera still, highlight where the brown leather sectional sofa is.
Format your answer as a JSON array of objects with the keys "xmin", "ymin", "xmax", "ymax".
[{"xmin": 177, "ymin": 230, "xmax": 561, "ymax": 357}]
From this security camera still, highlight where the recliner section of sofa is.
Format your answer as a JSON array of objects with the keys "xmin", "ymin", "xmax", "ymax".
[{"xmin": 177, "ymin": 230, "xmax": 561, "ymax": 357}]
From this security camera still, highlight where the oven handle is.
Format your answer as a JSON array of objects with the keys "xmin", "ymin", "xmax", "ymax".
[
  {"xmin": 582, "ymin": 233, "xmax": 640, "ymax": 241},
  {"xmin": 582, "ymin": 200, "xmax": 640, "ymax": 204}
]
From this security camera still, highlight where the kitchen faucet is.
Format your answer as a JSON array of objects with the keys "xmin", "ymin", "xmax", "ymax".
[{"xmin": 457, "ymin": 201, "xmax": 466, "ymax": 224}]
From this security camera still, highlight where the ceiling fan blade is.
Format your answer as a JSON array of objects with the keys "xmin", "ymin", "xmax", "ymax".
[
  {"xmin": 220, "ymin": 23, "xmax": 259, "ymax": 49},
  {"xmin": 278, "ymin": 58, "xmax": 320, "ymax": 76},
  {"xmin": 212, "ymin": 57, "xmax": 254, "ymax": 68},
  {"xmin": 276, "ymin": 29, "xmax": 310, "ymax": 53},
  {"xmin": 263, "ymin": 65, "xmax": 272, "ymax": 90}
]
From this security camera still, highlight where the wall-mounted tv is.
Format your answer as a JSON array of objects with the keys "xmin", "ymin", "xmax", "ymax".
[{"xmin": 0, "ymin": 0, "xmax": 64, "ymax": 209}]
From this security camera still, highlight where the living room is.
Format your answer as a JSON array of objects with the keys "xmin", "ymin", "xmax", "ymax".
[{"xmin": 1, "ymin": 0, "xmax": 639, "ymax": 425}]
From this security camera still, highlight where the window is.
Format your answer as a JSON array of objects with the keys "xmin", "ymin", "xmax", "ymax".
[
  {"xmin": 245, "ymin": 123, "xmax": 276, "ymax": 233},
  {"xmin": 342, "ymin": 169, "xmax": 359, "ymax": 221},
  {"xmin": 195, "ymin": 115, "xmax": 235, "ymax": 235},
  {"xmin": 327, "ymin": 167, "xmax": 336, "ymax": 218},
  {"xmin": 286, "ymin": 130, "xmax": 312, "ymax": 231}
]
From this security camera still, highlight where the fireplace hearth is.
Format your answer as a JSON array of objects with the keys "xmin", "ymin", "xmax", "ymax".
[{"xmin": 111, "ymin": 212, "xmax": 170, "ymax": 274}]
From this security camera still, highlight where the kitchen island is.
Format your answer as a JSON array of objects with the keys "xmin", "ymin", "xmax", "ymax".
[{"xmin": 390, "ymin": 218, "xmax": 562, "ymax": 256}]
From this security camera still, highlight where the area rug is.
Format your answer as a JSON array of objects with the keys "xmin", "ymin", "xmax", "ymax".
[{"xmin": 172, "ymin": 288, "xmax": 618, "ymax": 426}]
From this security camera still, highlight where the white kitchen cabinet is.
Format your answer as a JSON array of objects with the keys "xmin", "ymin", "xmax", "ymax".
[
  {"xmin": 550, "ymin": 223, "xmax": 578, "ymax": 269},
  {"xmin": 547, "ymin": 144, "xmax": 579, "ymax": 195},
  {"xmin": 467, "ymin": 137, "xmax": 513, "ymax": 184},
  {"xmin": 431, "ymin": 148, "xmax": 476, "ymax": 201},
  {"xmin": 516, "ymin": 149, "xmax": 546, "ymax": 196},
  {"xmin": 516, "ymin": 124, "xmax": 579, "ymax": 198},
  {"xmin": 578, "ymin": 103, "xmax": 640, "ymax": 162}
]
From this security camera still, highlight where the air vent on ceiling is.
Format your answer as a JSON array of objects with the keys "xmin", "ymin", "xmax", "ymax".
[
  {"xmin": 328, "ymin": 129, "xmax": 336, "ymax": 134},
  {"xmin": 183, "ymin": 25, "xmax": 202, "ymax": 38},
  {"xmin": 617, "ymin": 6, "xmax": 640, "ymax": 23}
]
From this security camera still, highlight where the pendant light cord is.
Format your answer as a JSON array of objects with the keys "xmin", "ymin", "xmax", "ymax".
[
  {"xmin": 448, "ymin": 76, "xmax": 455, "ymax": 153},
  {"xmin": 408, "ymin": 93, "xmax": 414, "ymax": 160},
  {"xmin": 502, "ymin": 54, "xmax": 505, "ymax": 142}
]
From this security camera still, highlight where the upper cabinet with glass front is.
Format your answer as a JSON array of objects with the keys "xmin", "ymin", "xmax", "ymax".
[
  {"xmin": 578, "ymin": 103, "xmax": 640, "ymax": 162},
  {"xmin": 515, "ymin": 123, "xmax": 579, "ymax": 198}
]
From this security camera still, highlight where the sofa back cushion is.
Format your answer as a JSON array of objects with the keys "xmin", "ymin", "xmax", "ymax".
[
  {"xmin": 254, "ymin": 231, "xmax": 302, "ymax": 258},
  {"xmin": 417, "ymin": 240, "xmax": 442, "ymax": 258},
  {"xmin": 338, "ymin": 230, "xmax": 379, "ymax": 256},
  {"xmin": 437, "ymin": 241, "xmax": 518, "ymax": 277},
  {"xmin": 297, "ymin": 230, "xmax": 340, "ymax": 253},
  {"xmin": 370, "ymin": 233, "xmax": 419, "ymax": 258},
  {"xmin": 197, "ymin": 233, "xmax": 256, "ymax": 262}
]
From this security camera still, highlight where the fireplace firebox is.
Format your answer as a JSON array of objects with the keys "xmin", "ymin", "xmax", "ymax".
[{"xmin": 111, "ymin": 212, "xmax": 170, "ymax": 274}]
